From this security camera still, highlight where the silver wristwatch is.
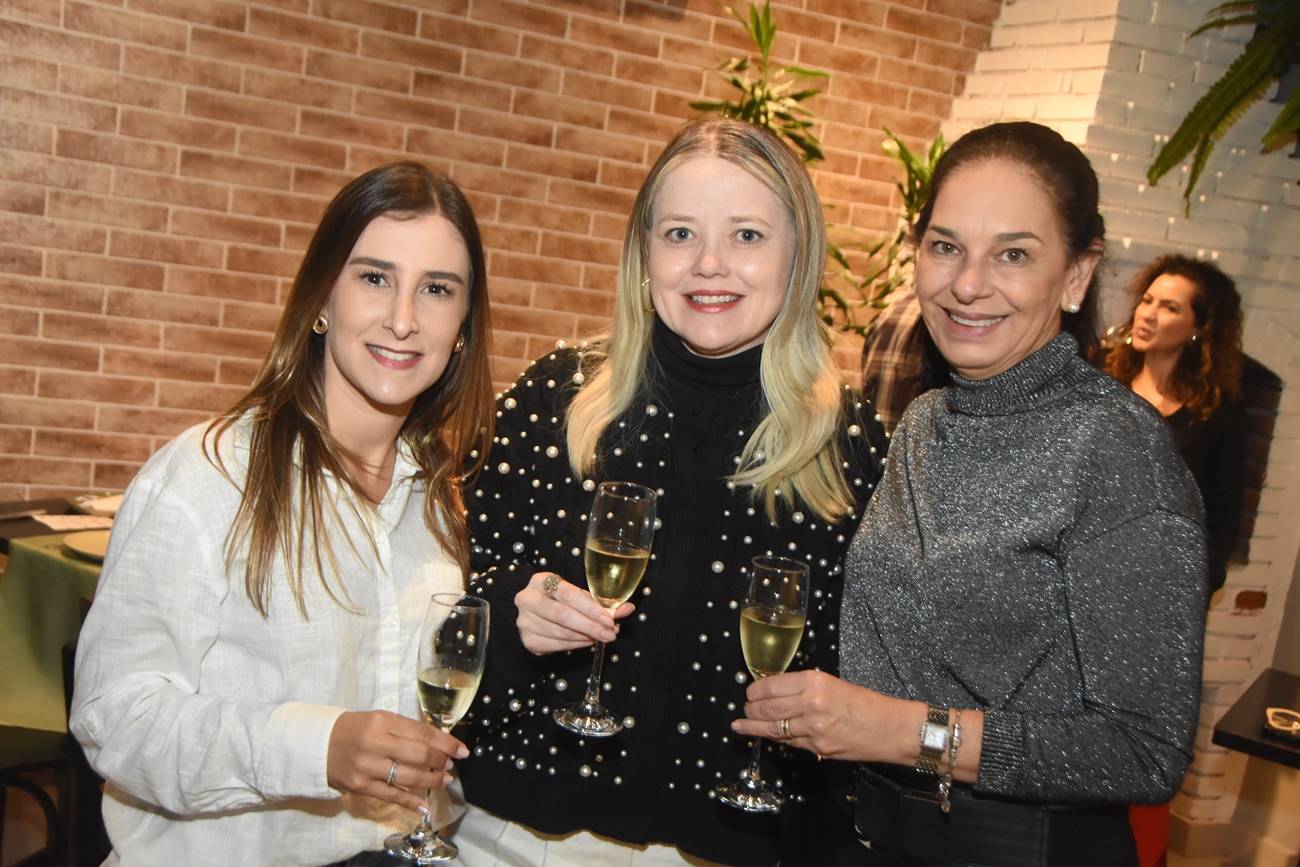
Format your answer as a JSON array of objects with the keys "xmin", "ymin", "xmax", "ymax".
[{"xmin": 914, "ymin": 704, "xmax": 949, "ymax": 776}]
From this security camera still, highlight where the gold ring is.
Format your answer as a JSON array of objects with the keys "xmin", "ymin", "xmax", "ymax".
[
  {"xmin": 778, "ymin": 718, "xmax": 791, "ymax": 739},
  {"xmin": 386, "ymin": 759, "xmax": 399, "ymax": 786},
  {"xmin": 542, "ymin": 574, "xmax": 560, "ymax": 596}
]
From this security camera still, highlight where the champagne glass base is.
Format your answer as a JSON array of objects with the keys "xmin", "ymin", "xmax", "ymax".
[
  {"xmin": 716, "ymin": 777, "xmax": 783, "ymax": 814},
  {"xmin": 384, "ymin": 828, "xmax": 458, "ymax": 864},
  {"xmin": 553, "ymin": 701, "xmax": 622, "ymax": 737}
]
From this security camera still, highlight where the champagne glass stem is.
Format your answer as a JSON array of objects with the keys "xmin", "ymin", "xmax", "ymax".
[
  {"xmin": 583, "ymin": 640, "xmax": 608, "ymax": 707},
  {"xmin": 745, "ymin": 736, "xmax": 764, "ymax": 783}
]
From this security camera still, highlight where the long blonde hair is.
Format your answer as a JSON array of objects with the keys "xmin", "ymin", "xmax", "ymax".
[
  {"xmin": 566, "ymin": 118, "xmax": 851, "ymax": 523},
  {"xmin": 206, "ymin": 163, "xmax": 494, "ymax": 618}
]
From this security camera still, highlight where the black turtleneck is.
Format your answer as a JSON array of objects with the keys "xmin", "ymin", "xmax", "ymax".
[{"xmin": 461, "ymin": 328, "xmax": 886, "ymax": 865}]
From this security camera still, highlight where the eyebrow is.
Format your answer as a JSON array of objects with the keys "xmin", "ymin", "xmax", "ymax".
[
  {"xmin": 655, "ymin": 214, "xmax": 774, "ymax": 227},
  {"xmin": 347, "ymin": 255, "xmax": 465, "ymax": 284},
  {"xmin": 929, "ymin": 226, "xmax": 1044, "ymax": 244}
]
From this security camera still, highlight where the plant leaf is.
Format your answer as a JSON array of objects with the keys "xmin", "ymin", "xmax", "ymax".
[{"xmin": 1262, "ymin": 73, "xmax": 1300, "ymax": 150}]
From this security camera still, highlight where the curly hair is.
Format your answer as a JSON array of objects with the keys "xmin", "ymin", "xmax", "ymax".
[{"xmin": 1102, "ymin": 254, "xmax": 1243, "ymax": 420}]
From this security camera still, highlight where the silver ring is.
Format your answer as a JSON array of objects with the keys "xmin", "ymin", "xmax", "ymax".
[
  {"xmin": 778, "ymin": 718, "xmax": 791, "ymax": 739},
  {"xmin": 542, "ymin": 574, "xmax": 560, "ymax": 596},
  {"xmin": 386, "ymin": 759, "xmax": 399, "ymax": 786}
]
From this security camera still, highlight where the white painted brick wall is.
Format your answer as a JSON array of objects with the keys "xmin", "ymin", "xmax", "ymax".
[{"xmin": 953, "ymin": 0, "xmax": 1300, "ymax": 846}]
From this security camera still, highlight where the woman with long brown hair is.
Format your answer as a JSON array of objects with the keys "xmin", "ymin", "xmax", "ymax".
[
  {"xmin": 1102, "ymin": 254, "xmax": 1247, "ymax": 594},
  {"xmin": 70, "ymin": 162, "xmax": 494, "ymax": 866}
]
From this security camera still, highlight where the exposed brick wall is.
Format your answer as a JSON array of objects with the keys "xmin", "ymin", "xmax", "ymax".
[
  {"xmin": 0, "ymin": 0, "xmax": 994, "ymax": 498},
  {"xmin": 949, "ymin": 0, "xmax": 1300, "ymax": 855}
]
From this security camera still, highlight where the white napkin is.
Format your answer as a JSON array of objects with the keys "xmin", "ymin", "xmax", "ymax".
[{"xmin": 36, "ymin": 515, "xmax": 115, "ymax": 531}]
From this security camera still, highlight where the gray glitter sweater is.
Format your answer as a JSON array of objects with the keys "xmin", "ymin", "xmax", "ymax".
[{"xmin": 840, "ymin": 332, "xmax": 1208, "ymax": 805}]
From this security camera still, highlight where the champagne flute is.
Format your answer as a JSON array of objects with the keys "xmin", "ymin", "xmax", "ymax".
[
  {"xmin": 386, "ymin": 593, "xmax": 489, "ymax": 864},
  {"xmin": 717, "ymin": 555, "xmax": 808, "ymax": 814},
  {"xmin": 553, "ymin": 481, "xmax": 657, "ymax": 737}
]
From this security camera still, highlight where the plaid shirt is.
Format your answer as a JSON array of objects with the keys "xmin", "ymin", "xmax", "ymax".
[{"xmin": 860, "ymin": 289, "xmax": 925, "ymax": 433}]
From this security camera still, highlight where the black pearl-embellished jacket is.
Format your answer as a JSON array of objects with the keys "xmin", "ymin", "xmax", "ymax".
[{"xmin": 459, "ymin": 328, "xmax": 886, "ymax": 865}]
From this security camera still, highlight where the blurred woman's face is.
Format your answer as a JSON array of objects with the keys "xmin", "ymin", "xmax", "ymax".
[
  {"xmin": 915, "ymin": 159, "xmax": 1098, "ymax": 381},
  {"xmin": 1129, "ymin": 273, "xmax": 1198, "ymax": 357},
  {"xmin": 647, "ymin": 156, "xmax": 795, "ymax": 357}
]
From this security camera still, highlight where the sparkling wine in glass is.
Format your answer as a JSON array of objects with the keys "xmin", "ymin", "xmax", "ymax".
[
  {"xmin": 553, "ymin": 481, "xmax": 656, "ymax": 737},
  {"xmin": 386, "ymin": 593, "xmax": 489, "ymax": 864},
  {"xmin": 717, "ymin": 555, "xmax": 808, "ymax": 814}
]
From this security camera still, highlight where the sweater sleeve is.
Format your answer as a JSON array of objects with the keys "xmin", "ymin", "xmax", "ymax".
[{"xmin": 1201, "ymin": 402, "xmax": 1248, "ymax": 593}]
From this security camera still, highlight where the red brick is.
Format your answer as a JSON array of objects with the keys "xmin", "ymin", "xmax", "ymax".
[
  {"xmin": 166, "ymin": 267, "xmax": 280, "ymax": 304},
  {"xmin": 914, "ymin": 40, "xmax": 978, "ymax": 73},
  {"xmin": 413, "ymin": 71, "xmax": 511, "ymax": 113},
  {"xmin": 580, "ymin": 262, "xmax": 618, "ymax": 290},
  {"xmin": 0, "ymin": 87, "xmax": 118, "ymax": 133},
  {"xmin": 98, "ymin": 405, "xmax": 208, "ymax": 437},
  {"xmin": 498, "ymin": 200, "xmax": 592, "ymax": 235},
  {"xmin": 172, "ymin": 208, "xmax": 282, "ymax": 247},
  {"xmin": 405, "ymin": 129, "xmax": 504, "ymax": 168},
  {"xmin": 0, "ymin": 20, "xmax": 121, "ymax": 71},
  {"xmin": 0, "ymin": 212, "xmax": 106, "ymax": 254},
  {"xmin": 0, "ymin": 306, "xmax": 39, "ymax": 336},
  {"xmin": 92, "ymin": 462, "xmax": 144, "ymax": 490},
  {"xmin": 119, "ymin": 109, "xmax": 236, "ymax": 152},
  {"xmin": 539, "ymin": 232, "xmax": 620, "ymax": 266},
  {"xmin": 817, "ymin": 173, "xmax": 893, "ymax": 208},
  {"xmin": 304, "ymin": 50, "xmax": 411, "ymax": 93},
  {"xmin": 463, "ymin": 54, "xmax": 560, "ymax": 94},
  {"xmin": 354, "ymin": 91, "xmax": 457, "ymax": 131},
  {"xmin": 549, "ymin": 178, "xmax": 637, "ymax": 216},
  {"xmin": 459, "ymin": 108, "xmax": 554, "ymax": 148},
  {"xmin": 300, "ymin": 109, "xmax": 405, "ymax": 151},
  {"xmin": 926, "ymin": 0, "xmax": 999, "ymax": 26},
  {"xmin": 238, "ymin": 129, "xmax": 348, "ymax": 170},
  {"xmin": 226, "ymin": 246, "xmax": 301, "ymax": 279},
  {"xmin": 488, "ymin": 277, "xmax": 533, "ymax": 309},
  {"xmin": 569, "ymin": 15, "xmax": 659, "ymax": 57},
  {"xmin": 962, "ymin": 23, "xmax": 992, "ymax": 51},
  {"xmin": 123, "ymin": 46, "xmax": 242, "ymax": 93},
  {"xmin": 606, "ymin": 107, "xmax": 680, "ymax": 143},
  {"xmin": 106, "ymin": 287, "xmax": 221, "ymax": 326},
  {"xmin": 164, "ymin": 324, "xmax": 272, "ymax": 360},
  {"xmin": 190, "ymin": 26, "xmax": 305, "ymax": 73},
  {"xmin": 350, "ymin": 146, "xmax": 430, "ymax": 177},
  {"xmin": 563, "ymin": 70, "xmax": 653, "ymax": 112},
  {"xmin": 590, "ymin": 213, "xmax": 625, "ymax": 240},
  {"xmin": 867, "ymin": 105, "xmax": 941, "ymax": 140},
  {"xmin": 103, "ymin": 347, "xmax": 219, "ymax": 382},
  {"xmin": 0, "ymin": 426, "xmax": 33, "ymax": 454},
  {"xmin": 231, "ymin": 188, "xmax": 326, "ymax": 225},
  {"xmin": 113, "ymin": 168, "xmax": 229, "ymax": 211},
  {"xmin": 471, "ymin": 0, "xmax": 567, "ymax": 37},
  {"xmin": 43, "ymin": 311, "xmax": 161, "ymax": 349},
  {"xmin": 126, "ymin": 0, "xmax": 248, "ymax": 30},
  {"xmin": 513, "ymin": 92, "xmax": 606, "ymax": 131},
  {"xmin": 0, "ymin": 456, "xmax": 91, "ymax": 487},
  {"xmin": 816, "ymin": 95, "xmax": 871, "ymax": 127},
  {"xmin": 397, "ymin": 0, "xmax": 468, "ymax": 14},
  {"xmin": 450, "ymin": 162, "xmax": 548, "ymax": 201},
  {"xmin": 110, "ymin": 229, "xmax": 224, "ymax": 269},
  {"xmin": 2, "ymin": 0, "xmax": 60, "ymax": 26},
  {"xmin": 36, "ymin": 429, "xmax": 153, "ymax": 462},
  {"xmin": 418, "ymin": 15, "xmax": 517, "ymax": 55},
  {"xmin": 158, "ymin": 380, "xmax": 245, "ymax": 411},
  {"xmin": 597, "ymin": 161, "xmax": 647, "ymax": 191},
  {"xmin": 186, "ymin": 89, "xmax": 296, "ymax": 132},
  {"xmin": 290, "ymin": 166, "xmax": 353, "ymax": 197},
  {"xmin": 492, "ymin": 304, "xmax": 577, "ymax": 337},
  {"xmin": 885, "ymin": 6, "xmax": 962, "ymax": 44},
  {"xmin": 796, "ymin": 42, "xmax": 877, "ymax": 78},
  {"xmin": 491, "ymin": 253, "xmax": 582, "ymax": 288},
  {"xmin": 805, "ymin": 0, "xmax": 887, "ymax": 26},
  {"xmin": 506, "ymin": 146, "xmax": 599, "ymax": 184},
  {"xmin": 878, "ymin": 58, "xmax": 955, "ymax": 94},
  {"xmin": 56, "ymin": 129, "xmax": 179, "ymax": 173},
  {"xmin": 48, "ymin": 253, "xmax": 163, "ymax": 292},
  {"xmin": 220, "ymin": 301, "xmax": 280, "ymax": 333},
  {"xmin": 358, "ymin": 30, "xmax": 462, "ymax": 75},
  {"xmin": 0, "ymin": 335, "xmax": 100, "ymax": 372},
  {"xmin": 58, "ymin": 65, "xmax": 183, "ymax": 112},
  {"xmin": 838, "ymin": 22, "xmax": 916, "ymax": 59},
  {"xmin": 520, "ymin": 35, "xmax": 615, "ymax": 77},
  {"xmin": 0, "ymin": 367, "xmax": 37, "ymax": 395},
  {"xmin": 250, "ymin": 0, "xmax": 310, "ymax": 11},
  {"xmin": 0, "ymin": 117, "xmax": 54, "ymax": 155},
  {"xmin": 555, "ymin": 127, "xmax": 645, "ymax": 165},
  {"xmin": 0, "ymin": 151, "xmax": 113, "ymax": 195},
  {"xmin": 0, "ymin": 244, "xmax": 42, "ymax": 277},
  {"xmin": 534, "ymin": 285, "xmax": 614, "ymax": 318},
  {"xmin": 830, "ymin": 76, "xmax": 908, "ymax": 109},
  {"xmin": 218, "ymin": 358, "xmax": 262, "ymax": 386},
  {"xmin": 624, "ymin": 2, "xmax": 713, "ymax": 41},
  {"xmin": 764, "ymin": 6, "xmax": 838, "ymax": 42},
  {"xmin": 0, "ymin": 396, "xmax": 95, "ymax": 431},
  {"xmin": 0, "ymin": 181, "xmax": 44, "ymax": 216},
  {"xmin": 660, "ymin": 35, "xmax": 723, "ymax": 70},
  {"xmin": 241, "ymin": 69, "xmax": 351, "ymax": 113},
  {"xmin": 479, "ymin": 223, "xmax": 540, "ymax": 255},
  {"xmin": 652, "ymin": 90, "xmax": 697, "ymax": 121},
  {"xmin": 909, "ymin": 89, "xmax": 953, "ymax": 118},
  {"xmin": 65, "ymin": 2, "xmax": 188, "ymax": 51},
  {"xmin": 0, "ymin": 53, "xmax": 56, "ymax": 91},
  {"xmin": 180, "ymin": 150, "xmax": 292, "ymax": 190},
  {"xmin": 615, "ymin": 56, "xmax": 704, "ymax": 94},
  {"xmin": 250, "ymin": 7, "xmax": 358, "ymax": 51},
  {"xmin": 316, "ymin": 0, "xmax": 417, "ymax": 33},
  {"xmin": 38, "ymin": 370, "xmax": 156, "ymax": 405}
]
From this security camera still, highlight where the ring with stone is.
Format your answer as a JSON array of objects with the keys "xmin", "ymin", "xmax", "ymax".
[
  {"xmin": 542, "ymin": 573, "xmax": 560, "ymax": 596},
  {"xmin": 778, "ymin": 717, "xmax": 791, "ymax": 739},
  {"xmin": 386, "ymin": 759, "xmax": 399, "ymax": 786}
]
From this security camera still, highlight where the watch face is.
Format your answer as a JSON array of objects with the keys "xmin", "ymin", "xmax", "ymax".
[{"xmin": 922, "ymin": 722, "xmax": 947, "ymax": 751}]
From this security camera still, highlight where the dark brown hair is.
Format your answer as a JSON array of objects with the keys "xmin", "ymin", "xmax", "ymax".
[
  {"xmin": 1102, "ymin": 254, "xmax": 1243, "ymax": 420},
  {"xmin": 207, "ymin": 162, "xmax": 494, "ymax": 617}
]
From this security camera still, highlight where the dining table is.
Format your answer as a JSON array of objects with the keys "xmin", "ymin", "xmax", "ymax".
[{"xmin": 0, "ymin": 532, "xmax": 104, "ymax": 732}]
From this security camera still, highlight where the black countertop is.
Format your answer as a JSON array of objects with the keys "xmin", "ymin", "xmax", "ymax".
[{"xmin": 1213, "ymin": 668, "xmax": 1300, "ymax": 770}]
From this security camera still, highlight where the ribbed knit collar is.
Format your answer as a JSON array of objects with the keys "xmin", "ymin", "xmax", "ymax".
[
  {"xmin": 945, "ymin": 331, "xmax": 1080, "ymax": 417},
  {"xmin": 650, "ymin": 315, "xmax": 763, "ymax": 395}
]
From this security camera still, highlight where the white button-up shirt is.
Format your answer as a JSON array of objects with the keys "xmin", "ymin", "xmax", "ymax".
[{"xmin": 70, "ymin": 418, "xmax": 462, "ymax": 866}]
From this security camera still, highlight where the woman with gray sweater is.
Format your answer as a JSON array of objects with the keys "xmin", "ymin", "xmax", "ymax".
[{"xmin": 733, "ymin": 122, "xmax": 1207, "ymax": 865}]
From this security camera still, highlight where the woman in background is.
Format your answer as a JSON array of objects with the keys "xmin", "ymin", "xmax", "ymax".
[
  {"xmin": 71, "ymin": 163, "xmax": 494, "ymax": 866},
  {"xmin": 735, "ymin": 122, "xmax": 1207, "ymax": 865},
  {"xmin": 1103, "ymin": 254, "xmax": 1247, "ymax": 595},
  {"xmin": 457, "ymin": 117, "xmax": 886, "ymax": 865}
]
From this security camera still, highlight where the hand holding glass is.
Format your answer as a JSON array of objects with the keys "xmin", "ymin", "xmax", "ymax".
[
  {"xmin": 553, "ymin": 481, "xmax": 657, "ymax": 737},
  {"xmin": 717, "ymin": 555, "xmax": 808, "ymax": 814},
  {"xmin": 386, "ymin": 593, "xmax": 489, "ymax": 864}
]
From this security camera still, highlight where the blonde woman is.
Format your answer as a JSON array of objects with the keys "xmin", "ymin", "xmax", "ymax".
[
  {"xmin": 456, "ymin": 118, "xmax": 887, "ymax": 865},
  {"xmin": 70, "ymin": 163, "xmax": 494, "ymax": 866}
]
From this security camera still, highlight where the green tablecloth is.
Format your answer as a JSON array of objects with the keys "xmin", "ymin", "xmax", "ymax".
[{"xmin": 0, "ymin": 533, "xmax": 102, "ymax": 732}]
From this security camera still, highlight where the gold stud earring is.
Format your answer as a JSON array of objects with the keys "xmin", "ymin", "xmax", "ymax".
[
  {"xmin": 641, "ymin": 276, "xmax": 654, "ymax": 313},
  {"xmin": 452, "ymin": 334, "xmax": 465, "ymax": 354},
  {"xmin": 312, "ymin": 313, "xmax": 329, "ymax": 335}
]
